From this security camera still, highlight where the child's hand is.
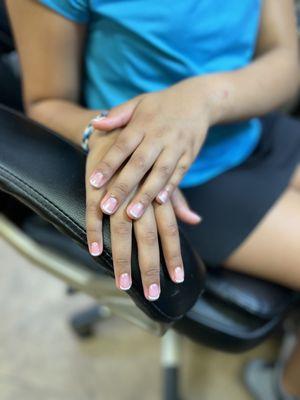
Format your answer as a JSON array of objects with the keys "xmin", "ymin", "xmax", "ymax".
[
  {"xmin": 85, "ymin": 129, "xmax": 201, "ymax": 301},
  {"xmin": 90, "ymin": 79, "xmax": 212, "ymax": 219},
  {"xmin": 86, "ymin": 126, "xmax": 201, "ymax": 261}
]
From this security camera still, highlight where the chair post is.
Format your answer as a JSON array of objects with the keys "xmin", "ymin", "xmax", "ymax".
[{"xmin": 161, "ymin": 329, "xmax": 183, "ymax": 400}]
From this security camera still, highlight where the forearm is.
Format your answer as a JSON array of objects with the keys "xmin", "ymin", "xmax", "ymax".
[
  {"xmin": 181, "ymin": 46, "xmax": 300, "ymax": 125},
  {"xmin": 27, "ymin": 99, "xmax": 99, "ymax": 146}
]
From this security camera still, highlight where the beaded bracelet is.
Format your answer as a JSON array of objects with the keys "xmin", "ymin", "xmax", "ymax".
[{"xmin": 81, "ymin": 110, "xmax": 109, "ymax": 152}]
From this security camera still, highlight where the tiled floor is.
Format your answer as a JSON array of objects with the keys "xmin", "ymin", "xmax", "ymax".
[{"xmin": 0, "ymin": 238, "xmax": 279, "ymax": 400}]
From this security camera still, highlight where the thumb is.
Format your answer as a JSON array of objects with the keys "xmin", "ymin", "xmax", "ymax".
[
  {"xmin": 171, "ymin": 188, "xmax": 202, "ymax": 225},
  {"xmin": 92, "ymin": 96, "xmax": 142, "ymax": 132}
]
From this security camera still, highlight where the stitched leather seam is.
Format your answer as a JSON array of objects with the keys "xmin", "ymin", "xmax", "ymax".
[
  {"xmin": 0, "ymin": 164, "xmax": 174, "ymax": 320},
  {"xmin": 0, "ymin": 164, "xmax": 113, "ymax": 266}
]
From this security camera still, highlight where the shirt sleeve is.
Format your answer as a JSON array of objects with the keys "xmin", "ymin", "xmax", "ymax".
[{"xmin": 38, "ymin": 0, "xmax": 90, "ymax": 24}]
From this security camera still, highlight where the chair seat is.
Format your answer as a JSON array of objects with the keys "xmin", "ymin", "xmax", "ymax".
[{"xmin": 21, "ymin": 213, "xmax": 300, "ymax": 353}]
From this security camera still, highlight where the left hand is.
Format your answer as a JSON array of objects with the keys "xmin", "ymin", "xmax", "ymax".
[{"xmin": 89, "ymin": 79, "xmax": 212, "ymax": 219}]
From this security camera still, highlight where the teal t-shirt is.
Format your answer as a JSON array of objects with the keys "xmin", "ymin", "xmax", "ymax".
[{"xmin": 39, "ymin": 0, "xmax": 262, "ymax": 188}]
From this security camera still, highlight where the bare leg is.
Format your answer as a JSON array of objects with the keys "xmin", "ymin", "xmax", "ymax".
[
  {"xmin": 290, "ymin": 164, "xmax": 300, "ymax": 191},
  {"xmin": 223, "ymin": 187, "xmax": 300, "ymax": 290},
  {"xmin": 224, "ymin": 167, "xmax": 300, "ymax": 396}
]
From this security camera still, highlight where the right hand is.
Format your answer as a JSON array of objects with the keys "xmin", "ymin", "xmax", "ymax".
[{"xmin": 85, "ymin": 129, "xmax": 200, "ymax": 300}]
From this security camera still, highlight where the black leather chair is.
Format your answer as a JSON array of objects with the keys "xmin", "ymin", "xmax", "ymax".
[
  {"xmin": 1, "ymin": 5, "xmax": 300, "ymax": 396},
  {"xmin": 1, "ymin": 104, "xmax": 300, "ymax": 400}
]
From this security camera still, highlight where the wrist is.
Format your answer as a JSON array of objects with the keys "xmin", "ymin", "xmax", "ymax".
[
  {"xmin": 179, "ymin": 75, "xmax": 232, "ymax": 126},
  {"xmin": 199, "ymin": 74, "xmax": 234, "ymax": 125}
]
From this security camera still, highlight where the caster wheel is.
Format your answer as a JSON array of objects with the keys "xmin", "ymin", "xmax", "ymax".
[
  {"xmin": 69, "ymin": 305, "xmax": 110, "ymax": 339},
  {"xmin": 70, "ymin": 318, "xmax": 95, "ymax": 338}
]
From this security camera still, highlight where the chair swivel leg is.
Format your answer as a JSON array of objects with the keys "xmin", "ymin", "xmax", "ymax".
[{"xmin": 161, "ymin": 329, "xmax": 183, "ymax": 400}]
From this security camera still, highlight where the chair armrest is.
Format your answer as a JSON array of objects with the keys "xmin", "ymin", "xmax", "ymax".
[{"xmin": 0, "ymin": 104, "xmax": 205, "ymax": 323}]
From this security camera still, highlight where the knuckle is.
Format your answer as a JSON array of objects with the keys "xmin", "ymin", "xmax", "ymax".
[
  {"xmin": 140, "ymin": 191, "xmax": 153, "ymax": 204},
  {"xmin": 112, "ymin": 181, "xmax": 129, "ymax": 198},
  {"xmin": 132, "ymin": 154, "xmax": 147, "ymax": 170},
  {"xmin": 86, "ymin": 199, "xmax": 99, "ymax": 213},
  {"xmin": 114, "ymin": 257, "xmax": 130, "ymax": 270},
  {"xmin": 140, "ymin": 230, "xmax": 158, "ymax": 246},
  {"xmin": 86, "ymin": 225, "xmax": 99, "ymax": 235},
  {"xmin": 114, "ymin": 138, "xmax": 130, "ymax": 155},
  {"xmin": 113, "ymin": 220, "xmax": 131, "ymax": 236},
  {"xmin": 143, "ymin": 266, "xmax": 160, "ymax": 281},
  {"xmin": 167, "ymin": 254, "xmax": 182, "ymax": 267},
  {"xmin": 164, "ymin": 222, "xmax": 178, "ymax": 237},
  {"xmin": 158, "ymin": 164, "xmax": 172, "ymax": 178},
  {"xmin": 98, "ymin": 160, "xmax": 113, "ymax": 175},
  {"xmin": 141, "ymin": 109, "xmax": 154, "ymax": 122},
  {"xmin": 177, "ymin": 129, "xmax": 185, "ymax": 140},
  {"xmin": 155, "ymin": 129, "xmax": 165, "ymax": 139},
  {"xmin": 155, "ymin": 128, "xmax": 165, "ymax": 138}
]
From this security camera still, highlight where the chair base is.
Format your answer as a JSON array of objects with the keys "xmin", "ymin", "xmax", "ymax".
[
  {"xmin": 161, "ymin": 330, "xmax": 183, "ymax": 400},
  {"xmin": 69, "ymin": 305, "xmax": 184, "ymax": 400}
]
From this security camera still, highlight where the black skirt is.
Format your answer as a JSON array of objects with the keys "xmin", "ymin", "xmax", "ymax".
[{"xmin": 180, "ymin": 113, "xmax": 300, "ymax": 266}]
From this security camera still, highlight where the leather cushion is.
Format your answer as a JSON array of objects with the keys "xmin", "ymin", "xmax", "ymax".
[{"xmin": 0, "ymin": 104, "xmax": 205, "ymax": 323}]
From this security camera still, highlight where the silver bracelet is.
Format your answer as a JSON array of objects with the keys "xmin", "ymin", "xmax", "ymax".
[{"xmin": 81, "ymin": 110, "xmax": 108, "ymax": 152}]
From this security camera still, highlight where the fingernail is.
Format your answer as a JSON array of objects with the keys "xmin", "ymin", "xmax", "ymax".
[
  {"xmin": 157, "ymin": 189, "xmax": 169, "ymax": 204},
  {"xmin": 174, "ymin": 266, "xmax": 184, "ymax": 283},
  {"xmin": 89, "ymin": 242, "xmax": 102, "ymax": 256},
  {"xmin": 90, "ymin": 171, "xmax": 105, "ymax": 188},
  {"xmin": 148, "ymin": 283, "xmax": 160, "ymax": 301},
  {"xmin": 119, "ymin": 273, "xmax": 131, "ymax": 291},
  {"xmin": 101, "ymin": 196, "xmax": 118, "ymax": 214},
  {"xmin": 92, "ymin": 114, "xmax": 107, "ymax": 123},
  {"xmin": 128, "ymin": 202, "xmax": 144, "ymax": 219}
]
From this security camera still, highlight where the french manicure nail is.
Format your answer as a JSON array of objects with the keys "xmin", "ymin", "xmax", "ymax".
[
  {"xmin": 92, "ymin": 114, "xmax": 107, "ymax": 123},
  {"xmin": 101, "ymin": 196, "xmax": 118, "ymax": 214},
  {"xmin": 119, "ymin": 273, "xmax": 131, "ymax": 291},
  {"xmin": 157, "ymin": 189, "xmax": 169, "ymax": 204},
  {"xmin": 148, "ymin": 283, "xmax": 160, "ymax": 301},
  {"xmin": 128, "ymin": 202, "xmax": 144, "ymax": 219},
  {"xmin": 90, "ymin": 171, "xmax": 105, "ymax": 188},
  {"xmin": 174, "ymin": 266, "xmax": 184, "ymax": 283},
  {"xmin": 89, "ymin": 242, "xmax": 102, "ymax": 256}
]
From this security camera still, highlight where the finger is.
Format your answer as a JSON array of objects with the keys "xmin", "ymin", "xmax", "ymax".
[
  {"xmin": 92, "ymin": 96, "xmax": 143, "ymax": 131},
  {"xmin": 134, "ymin": 206, "xmax": 160, "ymax": 301},
  {"xmin": 110, "ymin": 205, "xmax": 133, "ymax": 291},
  {"xmin": 85, "ymin": 188, "xmax": 105, "ymax": 257},
  {"xmin": 100, "ymin": 142, "xmax": 161, "ymax": 215},
  {"xmin": 89, "ymin": 127, "xmax": 145, "ymax": 189},
  {"xmin": 155, "ymin": 154, "xmax": 190, "ymax": 204},
  {"xmin": 126, "ymin": 149, "xmax": 182, "ymax": 219},
  {"xmin": 171, "ymin": 189, "xmax": 202, "ymax": 225},
  {"xmin": 154, "ymin": 202, "xmax": 184, "ymax": 284}
]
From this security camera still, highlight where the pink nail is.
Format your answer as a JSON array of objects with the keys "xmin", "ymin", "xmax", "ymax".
[
  {"xmin": 174, "ymin": 267, "xmax": 184, "ymax": 283},
  {"xmin": 89, "ymin": 242, "xmax": 102, "ymax": 256},
  {"xmin": 101, "ymin": 196, "xmax": 118, "ymax": 214},
  {"xmin": 148, "ymin": 283, "xmax": 160, "ymax": 301},
  {"xmin": 119, "ymin": 273, "xmax": 131, "ymax": 290},
  {"xmin": 90, "ymin": 171, "xmax": 105, "ymax": 188},
  {"xmin": 128, "ymin": 202, "xmax": 144, "ymax": 219},
  {"xmin": 92, "ymin": 115, "xmax": 107, "ymax": 124},
  {"xmin": 157, "ymin": 189, "xmax": 169, "ymax": 204}
]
